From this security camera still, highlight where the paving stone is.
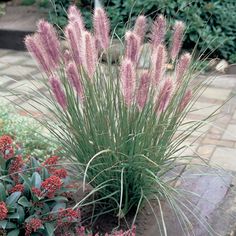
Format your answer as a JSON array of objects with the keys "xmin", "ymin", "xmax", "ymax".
[
  {"xmin": 197, "ymin": 144, "xmax": 216, "ymax": 159},
  {"xmin": 0, "ymin": 53, "xmax": 29, "ymax": 65},
  {"xmin": 222, "ymin": 124, "xmax": 236, "ymax": 141},
  {"xmin": 202, "ymin": 138, "xmax": 235, "ymax": 148},
  {"xmin": 0, "ymin": 75, "xmax": 16, "ymax": 86},
  {"xmin": 191, "ymin": 101, "xmax": 220, "ymax": 117},
  {"xmin": 0, "ymin": 49, "xmax": 12, "ymax": 57},
  {"xmin": 0, "ymin": 65, "xmax": 37, "ymax": 77},
  {"xmin": 233, "ymin": 111, "xmax": 236, "ymax": 120},
  {"xmin": 201, "ymin": 87, "xmax": 232, "ymax": 101},
  {"xmin": 210, "ymin": 147, "xmax": 236, "ymax": 171},
  {"xmin": 209, "ymin": 75, "xmax": 236, "ymax": 89}
]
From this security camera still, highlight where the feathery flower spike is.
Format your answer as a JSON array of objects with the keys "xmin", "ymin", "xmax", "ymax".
[
  {"xmin": 25, "ymin": 35, "xmax": 51, "ymax": 74},
  {"xmin": 37, "ymin": 19, "xmax": 61, "ymax": 69},
  {"xmin": 65, "ymin": 24, "xmax": 82, "ymax": 65},
  {"xmin": 176, "ymin": 53, "xmax": 191, "ymax": 82},
  {"xmin": 170, "ymin": 21, "xmax": 185, "ymax": 61},
  {"xmin": 81, "ymin": 31, "xmax": 97, "ymax": 78},
  {"xmin": 120, "ymin": 59, "xmax": 136, "ymax": 106},
  {"xmin": 49, "ymin": 75, "xmax": 67, "ymax": 110},
  {"xmin": 133, "ymin": 15, "xmax": 147, "ymax": 43},
  {"xmin": 151, "ymin": 44, "xmax": 167, "ymax": 85},
  {"xmin": 125, "ymin": 31, "xmax": 141, "ymax": 64},
  {"xmin": 156, "ymin": 79, "xmax": 173, "ymax": 113},
  {"xmin": 136, "ymin": 71, "xmax": 150, "ymax": 109},
  {"xmin": 179, "ymin": 90, "xmax": 192, "ymax": 112},
  {"xmin": 93, "ymin": 7, "xmax": 110, "ymax": 50},
  {"xmin": 66, "ymin": 62, "xmax": 84, "ymax": 100},
  {"xmin": 151, "ymin": 15, "xmax": 166, "ymax": 47},
  {"xmin": 68, "ymin": 5, "xmax": 85, "ymax": 28}
]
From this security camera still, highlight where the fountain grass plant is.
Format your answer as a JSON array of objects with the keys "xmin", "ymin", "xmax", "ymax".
[{"xmin": 21, "ymin": 5, "xmax": 218, "ymax": 234}]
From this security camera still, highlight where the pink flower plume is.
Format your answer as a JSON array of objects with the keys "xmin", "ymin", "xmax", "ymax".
[
  {"xmin": 81, "ymin": 31, "xmax": 97, "ymax": 78},
  {"xmin": 133, "ymin": 15, "xmax": 147, "ymax": 43},
  {"xmin": 170, "ymin": 21, "xmax": 185, "ymax": 61},
  {"xmin": 151, "ymin": 44, "xmax": 167, "ymax": 85},
  {"xmin": 93, "ymin": 7, "xmax": 110, "ymax": 50},
  {"xmin": 66, "ymin": 62, "xmax": 84, "ymax": 101},
  {"xmin": 49, "ymin": 75, "xmax": 67, "ymax": 110},
  {"xmin": 136, "ymin": 71, "xmax": 150, "ymax": 110},
  {"xmin": 151, "ymin": 15, "xmax": 166, "ymax": 47},
  {"xmin": 175, "ymin": 53, "xmax": 191, "ymax": 82},
  {"xmin": 125, "ymin": 31, "xmax": 141, "ymax": 64},
  {"xmin": 120, "ymin": 59, "xmax": 136, "ymax": 106},
  {"xmin": 37, "ymin": 19, "xmax": 61, "ymax": 69},
  {"xmin": 179, "ymin": 90, "xmax": 192, "ymax": 112}
]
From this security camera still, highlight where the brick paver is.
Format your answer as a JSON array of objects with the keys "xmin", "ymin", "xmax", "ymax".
[{"xmin": 0, "ymin": 49, "xmax": 236, "ymax": 173}]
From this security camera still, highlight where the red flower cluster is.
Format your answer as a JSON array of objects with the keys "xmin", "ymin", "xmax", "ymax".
[
  {"xmin": 43, "ymin": 155, "xmax": 59, "ymax": 166},
  {"xmin": 32, "ymin": 187, "xmax": 41, "ymax": 197},
  {"xmin": 41, "ymin": 175, "xmax": 62, "ymax": 198},
  {"xmin": 9, "ymin": 184, "xmax": 24, "ymax": 194},
  {"xmin": 8, "ymin": 155, "xmax": 24, "ymax": 183},
  {"xmin": 25, "ymin": 218, "xmax": 42, "ymax": 236},
  {"xmin": 0, "ymin": 135, "xmax": 14, "ymax": 160},
  {"xmin": 52, "ymin": 168, "xmax": 67, "ymax": 179},
  {"xmin": 0, "ymin": 201, "xmax": 8, "ymax": 220},
  {"xmin": 57, "ymin": 208, "xmax": 80, "ymax": 227}
]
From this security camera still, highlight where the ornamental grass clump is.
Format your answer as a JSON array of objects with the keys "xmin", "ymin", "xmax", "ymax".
[{"xmin": 24, "ymin": 5, "xmax": 207, "ymax": 227}]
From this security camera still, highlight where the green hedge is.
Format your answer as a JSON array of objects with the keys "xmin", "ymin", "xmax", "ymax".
[{"xmin": 47, "ymin": 0, "xmax": 236, "ymax": 63}]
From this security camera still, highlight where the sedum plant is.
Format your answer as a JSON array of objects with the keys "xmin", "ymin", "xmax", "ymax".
[
  {"xmin": 23, "ymin": 5, "xmax": 211, "ymax": 233},
  {"xmin": 0, "ymin": 135, "xmax": 84, "ymax": 236}
]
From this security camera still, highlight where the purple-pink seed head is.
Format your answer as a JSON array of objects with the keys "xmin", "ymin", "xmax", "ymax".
[
  {"xmin": 170, "ymin": 21, "xmax": 185, "ymax": 61},
  {"xmin": 136, "ymin": 71, "xmax": 150, "ymax": 110},
  {"xmin": 93, "ymin": 7, "xmax": 110, "ymax": 50},
  {"xmin": 133, "ymin": 15, "xmax": 147, "ymax": 43},
  {"xmin": 175, "ymin": 53, "xmax": 191, "ymax": 82},
  {"xmin": 125, "ymin": 31, "xmax": 141, "ymax": 64},
  {"xmin": 120, "ymin": 59, "xmax": 136, "ymax": 106},
  {"xmin": 49, "ymin": 75, "xmax": 67, "ymax": 110},
  {"xmin": 81, "ymin": 31, "xmax": 97, "ymax": 79},
  {"xmin": 151, "ymin": 15, "xmax": 166, "ymax": 48},
  {"xmin": 179, "ymin": 90, "xmax": 192, "ymax": 112}
]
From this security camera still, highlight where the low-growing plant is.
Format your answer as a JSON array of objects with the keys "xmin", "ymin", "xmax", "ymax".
[
  {"xmin": 0, "ymin": 135, "xmax": 80, "ymax": 235},
  {"xmin": 22, "ymin": 5, "xmax": 216, "ymax": 234},
  {"xmin": 0, "ymin": 104, "xmax": 56, "ymax": 159}
]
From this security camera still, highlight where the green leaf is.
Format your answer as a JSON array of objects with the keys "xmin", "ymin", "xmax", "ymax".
[
  {"xmin": 18, "ymin": 196, "xmax": 31, "ymax": 207},
  {"xmin": 7, "ymin": 229, "xmax": 20, "ymax": 236},
  {"xmin": 17, "ymin": 206, "xmax": 25, "ymax": 224},
  {"xmin": 45, "ymin": 223, "xmax": 55, "ymax": 236},
  {"xmin": 43, "ymin": 196, "xmax": 68, "ymax": 203},
  {"xmin": 31, "ymin": 157, "xmax": 40, "ymax": 168},
  {"xmin": 0, "ymin": 183, "xmax": 6, "ymax": 201},
  {"xmin": 6, "ymin": 222, "xmax": 17, "ymax": 229},
  {"xmin": 8, "ymin": 212, "xmax": 20, "ymax": 219},
  {"xmin": 6, "ymin": 192, "xmax": 21, "ymax": 207},
  {"xmin": 31, "ymin": 172, "xmax": 42, "ymax": 189},
  {"xmin": 51, "ymin": 202, "xmax": 66, "ymax": 213},
  {"xmin": 0, "ymin": 220, "xmax": 8, "ymax": 229}
]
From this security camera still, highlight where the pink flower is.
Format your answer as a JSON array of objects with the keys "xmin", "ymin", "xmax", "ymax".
[
  {"xmin": 155, "ymin": 79, "xmax": 173, "ymax": 113},
  {"xmin": 66, "ymin": 62, "xmax": 84, "ymax": 100},
  {"xmin": 0, "ymin": 202, "xmax": 8, "ymax": 220},
  {"xmin": 93, "ymin": 7, "xmax": 110, "ymax": 50},
  {"xmin": 37, "ymin": 19, "xmax": 61, "ymax": 69},
  {"xmin": 179, "ymin": 90, "xmax": 192, "ymax": 112},
  {"xmin": 133, "ymin": 15, "xmax": 147, "ymax": 43},
  {"xmin": 175, "ymin": 53, "xmax": 191, "ymax": 82},
  {"xmin": 49, "ymin": 75, "xmax": 67, "ymax": 110},
  {"xmin": 65, "ymin": 24, "xmax": 82, "ymax": 65},
  {"xmin": 41, "ymin": 175, "xmax": 62, "ymax": 198},
  {"xmin": 170, "ymin": 21, "xmax": 185, "ymax": 61},
  {"xmin": 25, "ymin": 35, "xmax": 51, "ymax": 74},
  {"xmin": 151, "ymin": 15, "xmax": 166, "ymax": 47},
  {"xmin": 125, "ymin": 31, "xmax": 141, "ymax": 64},
  {"xmin": 25, "ymin": 218, "xmax": 42, "ymax": 236},
  {"xmin": 68, "ymin": 5, "xmax": 85, "ymax": 30},
  {"xmin": 120, "ymin": 59, "xmax": 136, "ymax": 106},
  {"xmin": 151, "ymin": 44, "xmax": 167, "ymax": 85},
  {"xmin": 136, "ymin": 72, "xmax": 150, "ymax": 109},
  {"xmin": 81, "ymin": 31, "xmax": 97, "ymax": 78}
]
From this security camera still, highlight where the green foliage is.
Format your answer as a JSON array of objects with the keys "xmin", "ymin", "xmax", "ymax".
[
  {"xmin": 79, "ymin": 0, "xmax": 236, "ymax": 63},
  {"xmin": 0, "ymin": 104, "xmax": 56, "ymax": 159},
  {"xmin": 21, "ymin": 0, "xmax": 36, "ymax": 6}
]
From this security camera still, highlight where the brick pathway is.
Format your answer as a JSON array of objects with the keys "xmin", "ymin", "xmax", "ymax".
[{"xmin": 0, "ymin": 48, "xmax": 236, "ymax": 172}]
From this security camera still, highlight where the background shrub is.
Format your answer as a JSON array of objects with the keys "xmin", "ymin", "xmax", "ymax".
[{"xmin": 77, "ymin": 0, "xmax": 236, "ymax": 63}]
